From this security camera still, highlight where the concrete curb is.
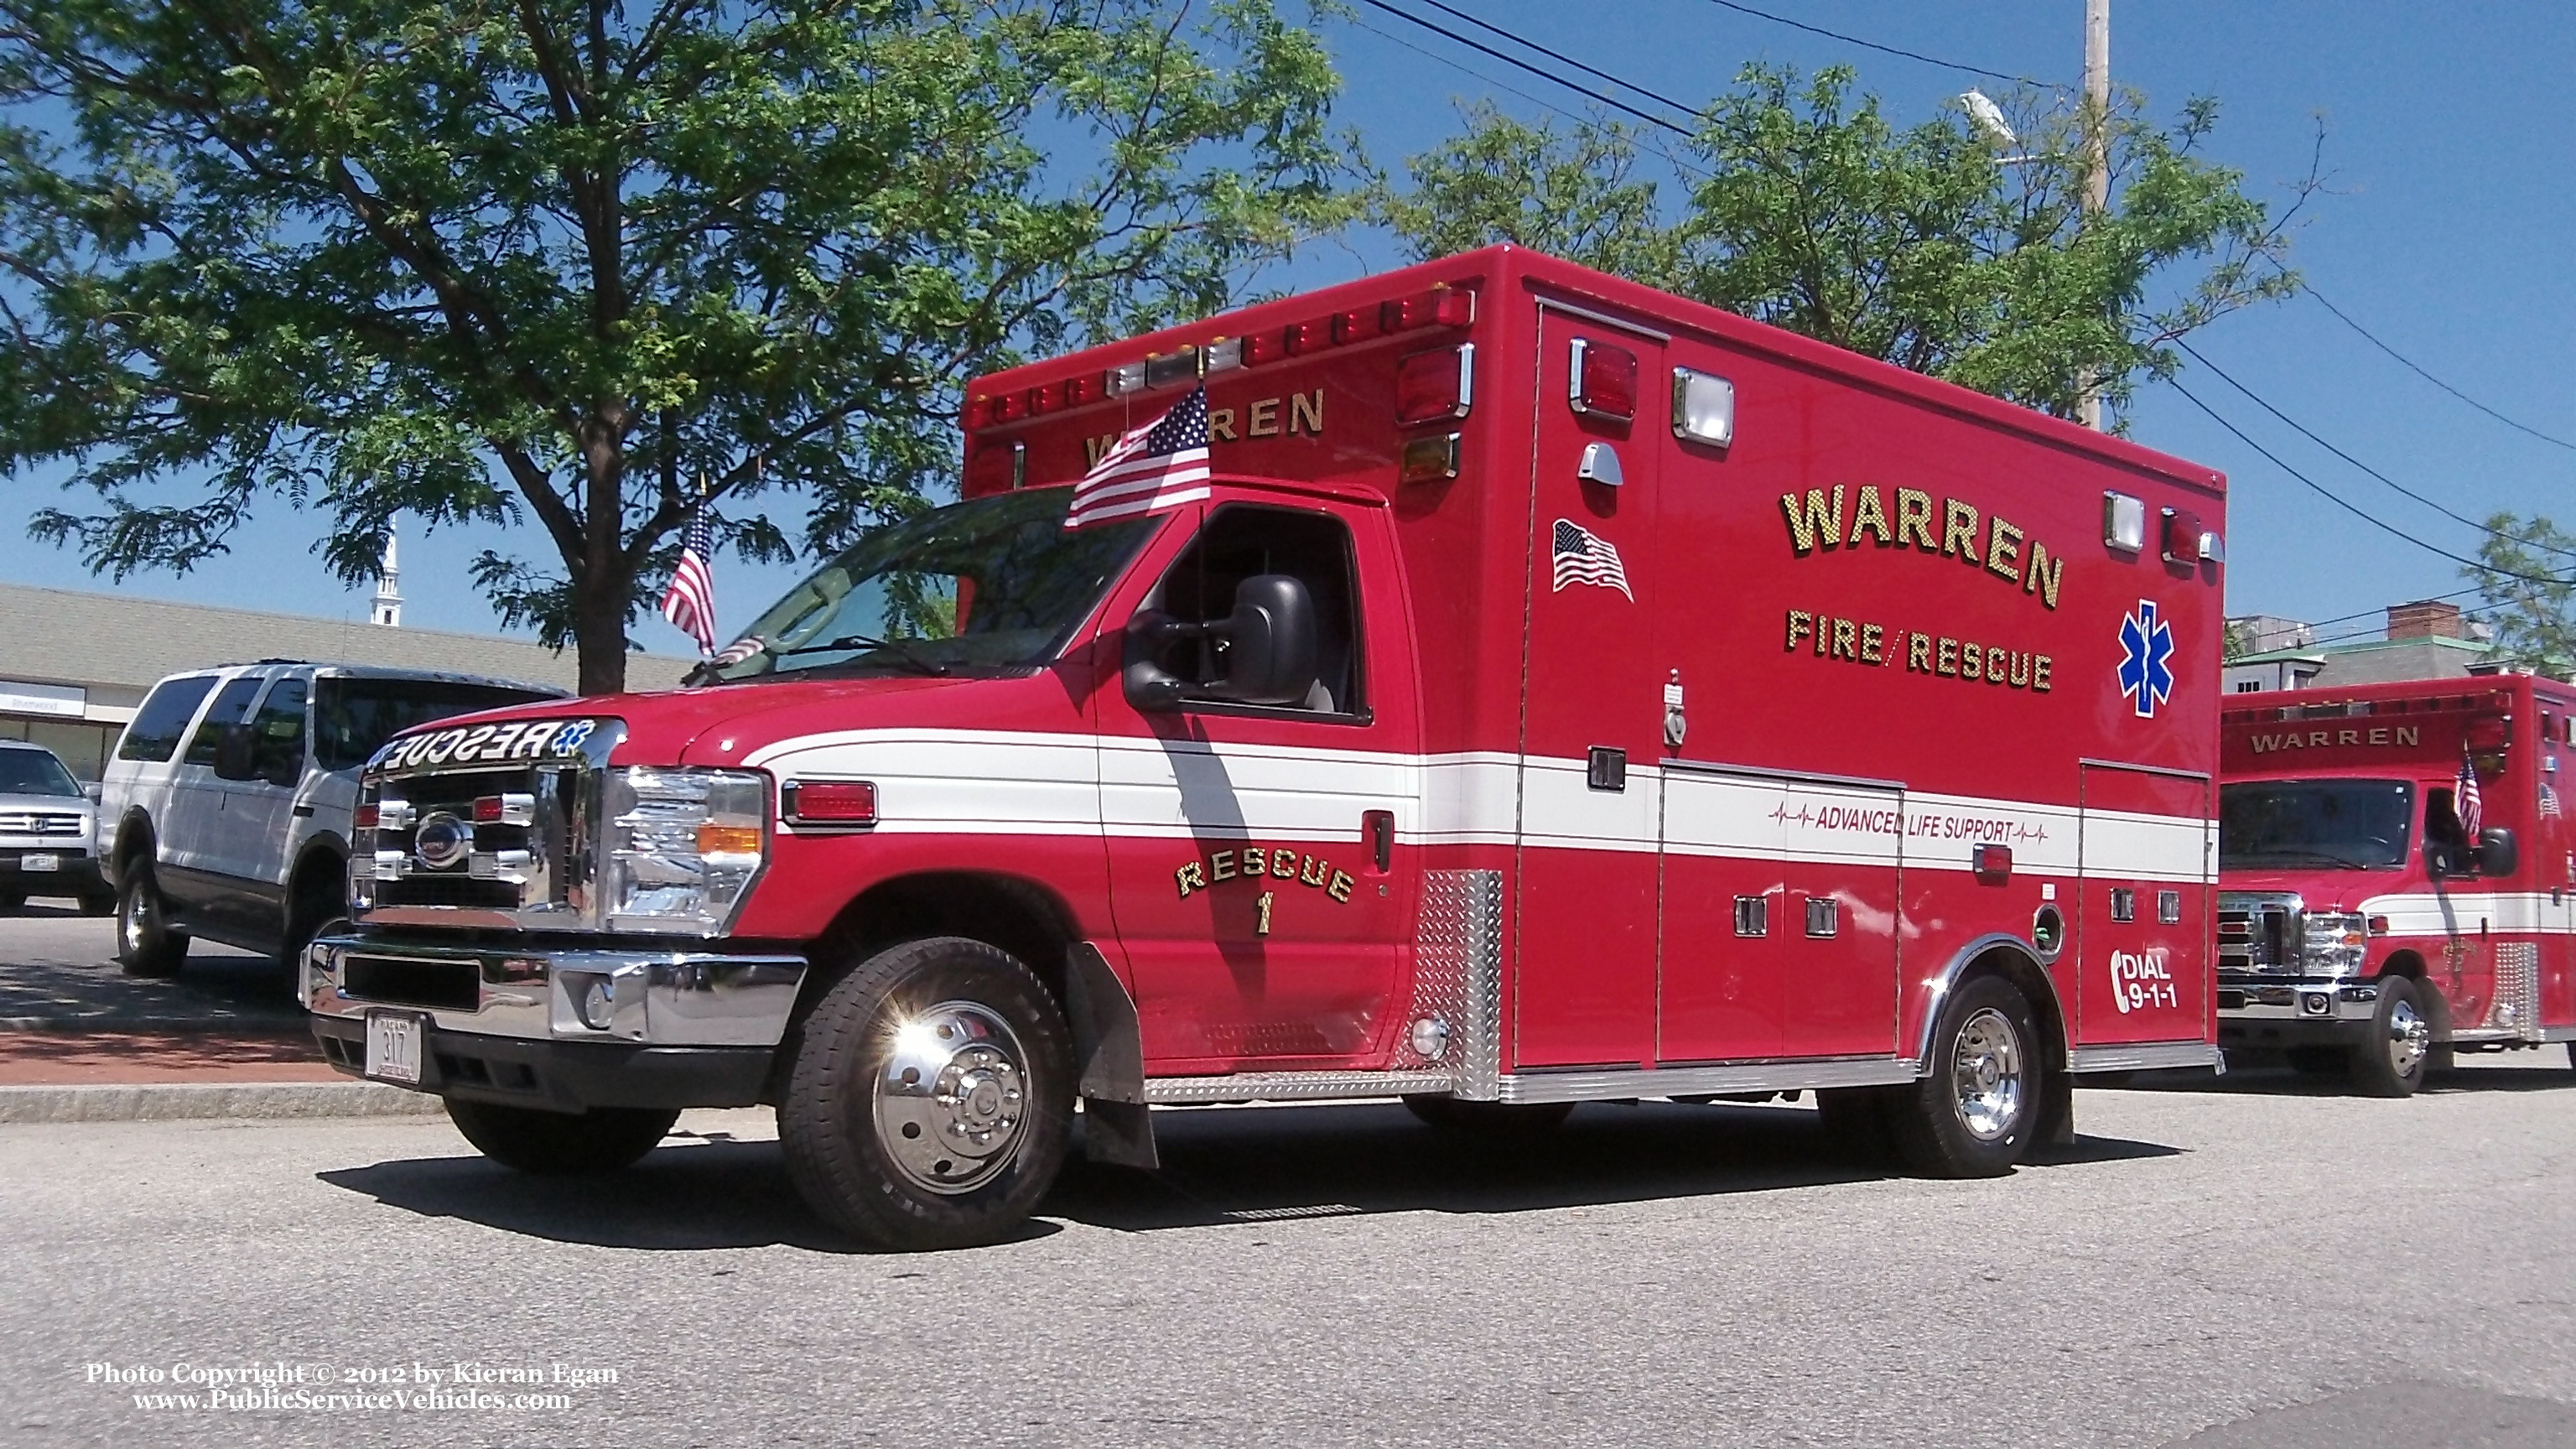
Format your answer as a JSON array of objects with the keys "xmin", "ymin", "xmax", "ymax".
[{"xmin": 0, "ymin": 1081, "xmax": 448, "ymax": 1124}]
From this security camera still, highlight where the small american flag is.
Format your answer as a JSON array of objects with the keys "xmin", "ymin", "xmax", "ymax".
[
  {"xmin": 2457, "ymin": 746, "xmax": 2483, "ymax": 839},
  {"xmin": 1066, "ymin": 386, "xmax": 1212, "ymax": 529},
  {"xmin": 709, "ymin": 635, "xmax": 764, "ymax": 667},
  {"xmin": 2541, "ymin": 783, "xmax": 2561, "ymax": 819},
  {"xmin": 661, "ymin": 508, "xmax": 718, "ymax": 655},
  {"xmin": 1551, "ymin": 518, "xmax": 1632, "ymax": 600}
]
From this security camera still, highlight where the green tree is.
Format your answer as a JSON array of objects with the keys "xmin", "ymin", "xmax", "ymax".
[
  {"xmin": 2, "ymin": 0, "xmax": 1353, "ymax": 691},
  {"xmin": 1382, "ymin": 65, "xmax": 2315, "ymax": 421},
  {"xmin": 2464, "ymin": 513, "xmax": 2576, "ymax": 678}
]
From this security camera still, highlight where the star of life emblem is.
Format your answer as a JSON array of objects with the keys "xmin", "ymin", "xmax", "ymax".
[{"xmin": 2117, "ymin": 599, "xmax": 2175, "ymax": 719}]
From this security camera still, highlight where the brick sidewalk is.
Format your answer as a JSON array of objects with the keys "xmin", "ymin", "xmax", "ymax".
[{"xmin": 0, "ymin": 1028, "xmax": 338, "ymax": 1085}]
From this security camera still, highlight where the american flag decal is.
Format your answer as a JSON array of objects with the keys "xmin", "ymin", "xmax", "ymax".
[
  {"xmin": 1066, "ymin": 386, "xmax": 1213, "ymax": 529},
  {"xmin": 1550, "ymin": 518, "xmax": 1633, "ymax": 600}
]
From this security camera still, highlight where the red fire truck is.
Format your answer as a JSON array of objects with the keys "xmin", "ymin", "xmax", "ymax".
[
  {"xmin": 2218, "ymin": 674, "xmax": 2576, "ymax": 1094},
  {"xmin": 305, "ymin": 247, "xmax": 2226, "ymax": 1249}
]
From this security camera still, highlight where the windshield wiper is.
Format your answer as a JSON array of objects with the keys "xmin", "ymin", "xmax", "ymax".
[{"xmin": 771, "ymin": 633, "xmax": 952, "ymax": 677}]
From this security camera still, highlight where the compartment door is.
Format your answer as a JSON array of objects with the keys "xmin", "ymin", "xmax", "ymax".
[
  {"xmin": 1658, "ymin": 766, "xmax": 1785, "ymax": 1065},
  {"xmin": 2076, "ymin": 762, "xmax": 2213, "ymax": 1044},
  {"xmin": 1777, "ymin": 777, "xmax": 1905, "ymax": 1058}
]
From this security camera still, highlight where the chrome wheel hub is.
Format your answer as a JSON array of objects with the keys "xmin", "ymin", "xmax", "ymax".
[
  {"xmin": 2386, "ymin": 998, "xmax": 2429, "ymax": 1078},
  {"xmin": 120, "ymin": 886, "xmax": 148, "ymax": 952},
  {"xmin": 873, "ymin": 1000, "xmax": 1031, "ymax": 1196},
  {"xmin": 1951, "ymin": 1006, "xmax": 2026, "ymax": 1142}
]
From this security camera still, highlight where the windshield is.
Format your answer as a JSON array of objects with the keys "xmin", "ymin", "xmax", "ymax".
[
  {"xmin": 699, "ymin": 487, "xmax": 1156, "ymax": 683},
  {"xmin": 2220, "ymin": 778, "xmax": 2414, "ymax": 870},
  {"xmin": 315, "ymin": 679, "xmax": 561, "ymax": 771},
  {"xmin": 0, "ymin": 748, "xmax": 81, "ymax": 797}
]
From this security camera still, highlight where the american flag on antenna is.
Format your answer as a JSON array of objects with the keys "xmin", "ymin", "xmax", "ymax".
[
  {"xmin": 1551, "ymin": 518, "xmax": 1633, "ymax": 600},
  {"xmin": 2456, "ymin": 745, "xmax": 2484, "ymax": 839},
  {"xmin": 661, "ymin": 507, "xmax": 718, "ymax": 655},
  {"xmin": 1065, "ymin": 386, "xmax": 1211, "ymax": 529}
]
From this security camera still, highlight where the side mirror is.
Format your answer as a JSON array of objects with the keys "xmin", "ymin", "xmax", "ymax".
[
  {"xmin": 211, "ymin": 723, "xmax": 258, "ymax": 781},
  {"xmin": 2478, "ymin": 827, "xmax": 2519, "ymax": 878},
  {"xmin": 82, "ymin": 782, "xmax": 101, "ymax": 803},
  {"xmin": 1121, "ymin": 575, "xmax": 1321, "ymax": 711},
  {"xmin": 1200, "ymin": 574, "xmax": 1320, "ymax": 707}
]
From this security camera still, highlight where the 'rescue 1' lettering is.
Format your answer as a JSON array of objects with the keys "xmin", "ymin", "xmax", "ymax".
[{"xmin": 1175, "ymin": 846, "xmax": 1355, "ymax": 904}]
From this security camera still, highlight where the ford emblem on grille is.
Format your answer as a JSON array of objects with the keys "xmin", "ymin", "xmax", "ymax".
[{"xmin": 413, "ymin": 811, "xmax": 472, "ymax": 870}]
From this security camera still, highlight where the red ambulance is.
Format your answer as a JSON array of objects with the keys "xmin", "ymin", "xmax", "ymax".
[
  {"xmin": 2218, "ymin": 674, "xmax": 2576, "ymax": 1093},
  {"xmin": 306, "ymin": 247, "xmax": 2226, "ymax": 1249}
]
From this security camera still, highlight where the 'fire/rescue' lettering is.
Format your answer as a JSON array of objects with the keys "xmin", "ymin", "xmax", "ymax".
[
  {"xmin": 1783, "ymin": 610, "xmax": 2049, "ymax": 692},
  {"xmin": 1779, "ymin": 485, "xmax": 2063, "ymax": 609}
]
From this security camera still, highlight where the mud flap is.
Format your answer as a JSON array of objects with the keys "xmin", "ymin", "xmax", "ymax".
[
  {"xmin": 1066, "ymin": 943, "xmax": 1157, "ymax": 1169},
  {"xmin": 2033, "ymin": 1060, "xmax": 2076, "ymax": 1149}
]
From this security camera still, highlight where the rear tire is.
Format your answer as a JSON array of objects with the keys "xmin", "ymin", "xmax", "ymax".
[
  {"xmin": 444, "ymin": 1098, "xmax": 679, "ymax": 1174},
  {"xmin": 1888, "ymin": 974, "xmax": 2040, "ymax": 1177},
  {"xmin": 777, "ymin": 936, "xmax": 1072, "ymax": 1252},
  {"xmin": 1400, "ymin": 1095, "xmax": 1576, "ymax": 1135},
  {"xmin": 114, "ymin": 864, "xmax": 188, "ymax": 979},
  {"xmin": 2351, "ymin": 976, "xmax": 2429, "ymax": 1098}
]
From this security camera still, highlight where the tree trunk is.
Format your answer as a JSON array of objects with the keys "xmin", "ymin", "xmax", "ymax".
[{"xmin": 573, "ymin": 565, "xmax": 632, "ymax": 696}]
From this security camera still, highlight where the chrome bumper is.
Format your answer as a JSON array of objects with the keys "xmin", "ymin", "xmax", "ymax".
[
  {"xmin": 304, "ymin": 934, "xmax": 806, "ymax": 1048},
  {"xmin": 2219, "ymin": 979, "xmax": 2377, "ymax": 1024}
]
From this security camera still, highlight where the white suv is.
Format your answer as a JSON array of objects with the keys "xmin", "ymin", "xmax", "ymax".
[
  {"xmin": 101, "ymin": 662, "xmax": 563, "ymax": 979},
  {"xmin": 0, "ymin": 740, "xmax": 109, "ymax": 914}
]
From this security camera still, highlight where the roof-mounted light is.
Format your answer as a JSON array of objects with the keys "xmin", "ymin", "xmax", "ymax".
[{"xmin": 2162, "ymin": 506, "xmax": 2204, "ymax": 566}]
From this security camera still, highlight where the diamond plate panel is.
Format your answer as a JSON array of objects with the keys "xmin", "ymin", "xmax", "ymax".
[
  {"xmin": 1404, "ymin": 868, "xmax": 1504, "ymax": 1098},
  {"xmin": 2494, "ymin": 941, "xmax": 2544, "ymax": 1042}
]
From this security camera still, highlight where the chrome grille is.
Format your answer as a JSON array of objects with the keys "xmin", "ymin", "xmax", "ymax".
[
  {"xmin": 2216, "ymin": 891, "xmax": 2303, "ymax": 976},
  {"xmin": 351, "ymin": 717, "xmax": 621, "ymax": 931},
  {"xmin": 0, "ymin": 812, "xmax": 84, "ymax": 836}
]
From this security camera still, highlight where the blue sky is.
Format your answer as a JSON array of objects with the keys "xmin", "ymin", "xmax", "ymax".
[{"xmin": 9, "ymin": 1, "xmax": 2571, "ymax": 659}]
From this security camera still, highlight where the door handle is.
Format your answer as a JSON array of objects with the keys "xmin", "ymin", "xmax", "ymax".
[{"xmin": 1363, "ymin": 810, "xmax": 1394, "ymax": 873}]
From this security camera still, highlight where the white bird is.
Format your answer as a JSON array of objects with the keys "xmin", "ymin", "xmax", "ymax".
[{"xmin": 1960, "ymin": 89, "xmax": 2017, "ymax": 147}]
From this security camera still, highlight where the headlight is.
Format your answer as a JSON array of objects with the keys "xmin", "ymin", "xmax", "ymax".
[
  {"xmin": 2298, "ymin": 912, "xmax": 2369, "ymax": 979},
  {"xmin": 603, "ymin": 766, "xmax": 769, "ymax": 934}
]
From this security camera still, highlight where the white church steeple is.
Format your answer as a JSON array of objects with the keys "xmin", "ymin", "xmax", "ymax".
[{"xmin": 371, "ymin": 524, "xmax": 403, "ymax": 627}]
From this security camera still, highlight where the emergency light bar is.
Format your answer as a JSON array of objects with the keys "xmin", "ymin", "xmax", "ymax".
[{"xmin": 967, "ymin": 285, "xmax": 1476, "ymax": 428}]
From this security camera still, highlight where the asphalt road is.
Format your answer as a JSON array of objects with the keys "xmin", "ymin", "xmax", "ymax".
[
  {"xmin": 0, "ymin": 906, "xmax": 298, "ymax": 1030},
  {"xmin": 7, "ymin": 1055, "xmax": 2576, "ymax": 1448}
]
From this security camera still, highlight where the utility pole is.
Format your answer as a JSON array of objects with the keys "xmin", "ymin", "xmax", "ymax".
[{"xmin": 2077, "ymin": 0, "xmax": 2110, "ymax": 429}]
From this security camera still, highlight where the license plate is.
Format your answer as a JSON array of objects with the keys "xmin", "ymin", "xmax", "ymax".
[
  {"xmin": 364, "ymin": 1012, "xmax": 425, "ymax": 1086},
  {"xmin": 18, "ymin": 854, "xmax": 57, "ymax": 872}
]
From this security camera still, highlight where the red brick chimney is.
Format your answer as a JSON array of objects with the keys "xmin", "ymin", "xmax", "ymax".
[{"xmin": 2386, "ymin": 600, "xmax": 2465, "ymax": 640}]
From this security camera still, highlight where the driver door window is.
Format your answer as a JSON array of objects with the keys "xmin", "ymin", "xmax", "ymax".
[{"xmin": 1135, "ymin": 505, "xmax": 1363, "ymax": 718}]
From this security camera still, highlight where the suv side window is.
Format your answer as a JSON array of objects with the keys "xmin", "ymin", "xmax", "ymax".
[
  {"xmin": 182, "ymin": 676, "xmax": 267, "ymax": 767},
  {"xmin": 1144, "ymin": 505, "xmax": 1363, "ymax": 715},
  {"xmin": 117, "ymin": 676, "xmax": 218, "ymax": 763},
  {"xmin": 247, "ymin": 678, "xmax": 309, "ymax": 782}
]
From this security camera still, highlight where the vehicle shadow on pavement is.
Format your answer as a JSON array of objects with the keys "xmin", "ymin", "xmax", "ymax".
[
  {"xmin": 314, "ymin": 1101, "xmax": 2182, "ymax": 1250},
  {"xmin": 2111, "ymin": 1063, "xmax": 2576, "ymax": 1098},
  {"xmin": 313, "ymin": 1135, "xmax": 995, "ymax": 1254},
  {"xmin": 1045, "ymin": 1099, "xmax": 2179, "ymax": 1233}
]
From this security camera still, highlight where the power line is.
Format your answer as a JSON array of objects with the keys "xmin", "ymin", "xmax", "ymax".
[
  {"xmin": 1406, "ymin": 0, "xmax": 1703, "ymax": 122},
  {"xmin": 1695, "ymin": 0, "xmax": 2062, "ymax": 90},
  {"xmin": 2173, "ymin": 338, "xmax": 2576, "ymax": 559},
  {"xmin": 2165, "ymin": 378, "xmax": 2573, "ymax": 588},
  {"xmin": 1350, "ymin": 0, "xmax": 1693, "ymax": 133},
  {"xmin": 2308, "ymin": 289, "xmax": 2576, "ymax": 454}
]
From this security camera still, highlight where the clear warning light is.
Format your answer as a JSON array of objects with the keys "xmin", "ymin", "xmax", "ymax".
[{"xmin": 1670, "ymin": 367, "xmax": 1735, "ymax": 446}]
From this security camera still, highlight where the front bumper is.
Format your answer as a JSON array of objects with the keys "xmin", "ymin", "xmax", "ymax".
[
  {"xmin": 0, "ymin": 849, "xmax": 104, "ymax": 897},
  {"xmin": 310, "ymin": 1015, "xmax": 774, "ymax": 1112},
  {"xmin": 2217, "ymin": 977, "xmax": 2378, "ymax": 1047},
  {"xmin": 307, "ymin": 931, "xmax": 805, "ymax": 1058}
]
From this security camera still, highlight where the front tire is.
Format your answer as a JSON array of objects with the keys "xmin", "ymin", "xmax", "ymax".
[
  {"xmin": 777, "ymin": 936, "xmax": 1072, "ymax": 1252},
  {"xmin": 444, "ymin": 1098, "xmax": 679, "ymax": 1174},
  {"xmin": 2351, "ymin": 976, "xmax": 2430, "ymax": 1098},
  {"xmin": 115, "ymin": 865, "xmax": 188, "ymax": 979},
  {"xmin": 1889, "ymin": 975, "xmax": 2040, "ymax": 1177}
]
